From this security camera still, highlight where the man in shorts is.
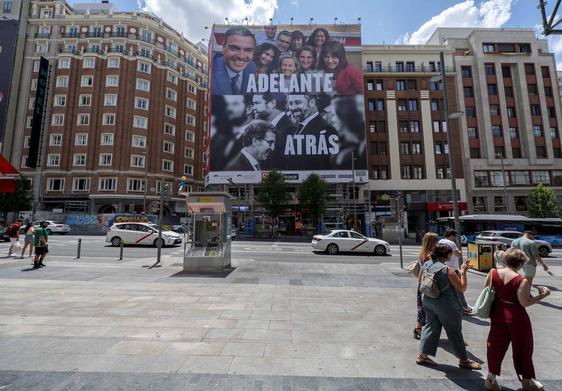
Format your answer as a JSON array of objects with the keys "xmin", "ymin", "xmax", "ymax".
[
  {"xmin": 511, "ymin": 231, "xmax": 549, "ymax": 284},
  {"xmin": 6, "ymin": 221, "xmax": 21, "ymax": 257},
  {"xmin": 33, "ymin": 222, "xmax": 49, "ymax": 269}
]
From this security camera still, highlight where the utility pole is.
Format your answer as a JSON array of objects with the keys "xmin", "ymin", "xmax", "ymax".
[
  {"xmin": 351, "ymin": 151, "xmax": 357, "ymax": 231},
  {"xmin": 142, "ymin": 149, "xmax": 148, "ymax": 213},
  {"xmin": 156, "ymin": 182, "xmax": 169, "ymax": 265}
]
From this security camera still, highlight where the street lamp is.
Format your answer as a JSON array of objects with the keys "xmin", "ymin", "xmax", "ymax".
[
  {"xmin": 351, "ymin": 151, "xmax": 357, "ymax": 231},
  {"xmin": 142, "ymin": 149, "xmax": 148, "ymax": 213},
  {"xmin": 495, "ymin": 152, "xmax": 510, "ymax": 214}
]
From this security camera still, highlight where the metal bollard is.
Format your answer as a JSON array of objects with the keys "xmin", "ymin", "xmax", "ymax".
[
  {"xmin": 119, "ymin": 239, "xmax": 124, "ymax": 261},
  {"xmin": 76, "ymin": 238, "xmax": 82, "ymax": 259}
]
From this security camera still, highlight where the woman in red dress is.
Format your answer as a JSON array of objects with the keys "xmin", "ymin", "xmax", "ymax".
[{"xmin": 485, "ymin": 248, "xmax": 551, "ymax": 391}]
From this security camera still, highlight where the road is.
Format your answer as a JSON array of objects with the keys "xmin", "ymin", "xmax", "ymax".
[{"xmin": 1, "ymin": 235, "xmax": 561, "ymax": 265}]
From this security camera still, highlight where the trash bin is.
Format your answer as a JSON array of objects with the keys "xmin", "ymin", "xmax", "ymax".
[{"xmin": 467, "ymin": 242, "xmax": 495, "ymax": 272}]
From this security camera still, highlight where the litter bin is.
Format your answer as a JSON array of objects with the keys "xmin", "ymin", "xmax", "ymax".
[{"xmin": 467, "ymin": 242, "xmax": 496, "ymax": 272}]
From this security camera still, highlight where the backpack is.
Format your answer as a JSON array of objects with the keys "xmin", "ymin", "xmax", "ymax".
[{"xmin": 419, "ymin": 262, "xmax": 450, "ymax": 299}]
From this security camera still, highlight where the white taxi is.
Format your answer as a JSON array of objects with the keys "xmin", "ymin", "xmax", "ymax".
[
  {"xmin": 106, "ymin": 222, "xmax": 182, "ymax": 247},
  {"xmin": 312, "ymin": 230, "xmax": 391, "ymax": 256}
]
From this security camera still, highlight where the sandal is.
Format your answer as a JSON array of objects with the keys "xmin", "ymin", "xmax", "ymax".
[
  {"xmin": 413, "ymin": 327, "xmax": 422, "ymax": 340},
  {"xmin": 416, "ymin": 353, "xmax": 437, "ymax": 366},
  {"xmin": 459, "ymin": 359, "xmax": 481, "ymax": 370},
  {"xmin": 484, "ymin": 377, "xmax": 501, "ymax": 391}
]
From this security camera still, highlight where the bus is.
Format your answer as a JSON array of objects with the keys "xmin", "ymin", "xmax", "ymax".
[{"xmin": 436, "ymin": 214, "xmax": 562, "ymax": 246}]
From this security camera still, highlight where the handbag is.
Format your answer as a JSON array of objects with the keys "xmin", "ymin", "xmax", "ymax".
[
  {"xmin": 419, "ymin": 262, "xmax": 449, "ymax": 299},
  {"xmin": 473, "ymin": 271, "xmax": 496, "ymax": 318},
  {"xmin": 405, "ymin": 261, "xmax": 420, "ymax": 277}
]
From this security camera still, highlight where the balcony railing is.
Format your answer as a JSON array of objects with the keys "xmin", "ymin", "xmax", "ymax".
[
  {"xmin": 111, "ymin": 32, "xmax": 127, "ymax": 38},
  {"xmin": 59, "ymin": 48, "xmax": 79, "ymax": 54},
  {"xmin": 84, "ymin": 48, "xmax": 101, "ymax": 54},
  {"xmin": 86, "ymin": 32, "xmax": 103, "ymax": 38},
  {"xmin": 364, "ymin": 65, "xmax": 455, "ymax": 73},
  {"xmin": 61, "ymin": 32, "xmax": 79, "ymax": 38},
  {"xmin": 108, "ymin": 47, "xmax": 126, "ymax": 53},
  {"xmin": 34, "ymin": 33, "xmax": 51, "ymax": 38}
]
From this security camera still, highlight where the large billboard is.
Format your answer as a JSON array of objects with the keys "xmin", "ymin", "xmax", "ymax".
[
  {"xmin": 0, "ymin": 20, "xmax": 18, "ymax": 145},
  {"xmin": 206, "ymin": 24, "xmax": 367, "ymax": 184}
]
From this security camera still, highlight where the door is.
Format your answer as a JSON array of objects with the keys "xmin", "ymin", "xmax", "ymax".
[
  {"xmin": 331, "ymin": 231, "xmax": 350, "ymax": 251},
  {"xmin": 349, "ymin": 231, "xmax": 369, "ymax": 252},
  {"xmin": 130, "ymin": 224, "xmax": 156, "ymax": 245}
]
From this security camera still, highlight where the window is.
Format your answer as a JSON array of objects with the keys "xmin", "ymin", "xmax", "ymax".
[
  {"xmin": 30, "ymin": 79, "xmax": 37, "ymax": 91},
  {"xmin": 83, "ymin": 57, "xmax": 95, "ymax": 68},
  {"xmin": 532, "ymin": 125, "xmax": 543, "ymax": 137},
  {"xmin": 79, "ymin": 94, "xmax": 91, "ymax": 106},
  {"xmin": 482, "ymin": 43, "xmax": 495, "ymax": 53},
  {"xmin": 26, "ymin": 116, "xmax": 33, "ymax": 128},
  {"xmin": 104, "ymin": 94, "xmax": 117, "ymax": 106},
  {"xmin": 433, "ymin": 121, "xmax": 441, "ymax": 133},
  {"xmin": 507, "ymin": 107, "xmax": 516, "ymax": 118},
  {"xmin": 461, "ymin": 66, "xmax": 472, "ymax": 78},
  {"xmin": 47, "ymin": 154, "xmax": 60, "ymax": 167},
  {"xmin": 395, "ymin": 61, "xmax": 404, "ymax": 72},
  {"xmin": 28, "ymin": 97, "xmax": 35, "ymax": 110},
  {"xmin": 166, "ymin": 88, "xmax": 177, "ymax": 101},
  {"xmin": 132, "ymin": 135, "xmax": 146, "ymax": 148},
  {"xmin": 135, "ymin": 97, "xmax": 149, "ymax": 110},
  {"xmin": 375, "ymin": 80, "xmax": 383, "ymax": 90},
  {"xmin": 397, "ymin": 100, "xmax": 407, "ymax": 112},
  {"xmin": 99, "ymin": 153, "xmax": 112, "ymax": 166},
  {"xmin": 468, "ymin": 127, "xmax": 478, "ymax": 139},
  {"xmin": 466, "ymin": 107, "xmax": 476, "ymax": 118},
  {"xmin": 396, "ymin": 80, "xmax": 405, "ymax": 91},
  {"xmin": 489, "ymin": 105, "xmax": 499, "ymax": 116},
  {"xmin": 550, "ymin": 127, "xmax": 558, "ymax": 139},
  {"xmin": 490, "ymin": 171, "xmax": 507, "ymax": 186},
  {"xmin": 524, "ymin": 64, "xmax": 535, "ymax": 75},
  {"xmin": 184, "ymin": 164, "xmax": 194, "ymax": 175},
  {"xmin": 435, "ymin": 143, "xmax": 442, "ymax": 155},
  {"xmin": 410, "ymin": 121, "xmax": 420, "ymax": 133},
  {"xmin": 58, "ymin": 57, "xmax": 71, "ymax": 69},
  {"xmin": 367, "ymin": 80, "xmax": 374, "ymax": 92},
  {"xmin": 101, "ymin": 133, "xmax": 114, "ymax": 145},
  {"xmin": 127, "ymin": 178, "xmax": 145, "ymax": 192},
  {"xmin": 186, "ymin": 98, "xmax": 196, "ymax": 110},
  {"xmin": 73, "ymin": 154, "xmax": 86, "ymax": 166},
  {"xmin": 411, "ymin": 143, "xmax": 421, "ymax": 155},
  {"xmin": 185, "ymin": 131, "xmax": 195, "ymax": 142},
  {"xmin": 515, "ymin": 196, "xmax": 528, "ymax": 212},
  {"xmin": 162, "ymin": 159, "xmax": 173, "ymax": 172},
  {"xmin": 530, "ymin": 105, "xmax": 541, "ymax": 116},
  {"xmin": 52, "ymin": 114, "xmax": 64, "ymax": 126},
  {"xmin": 163, "ymin": 141, "xmax": 174, "ymax": 154},
  {"xmin": 484, "ymin": 64, "xmax": 495, "ymax": 75},
  {"xmin": 107, "ymin": 57, "xmax": 120, "ymax": 68},
  {"xmin": 401, "ymin": 165, "xmax": 411, "ymax": 179},
  {"xmin": 511, "ymin": 171, "xmax": 530, "ymax": 185},
  {"xmin": 186, "ymin": 114, "xmax": 196, "ymax": 126},
  {"xmin": 512, "ymin": 147, "xmax": 522, "ymax": 158},
  {"xmin": 430, "ymin": 81, "xmax": 441, "ymax": 91},
  {"xmin": 376, "ymin": 99, "xmax": 384, "ymax": 111},
  {"xmin": 47, "ymin": 178, "xmax": 64, "ymax": 191},
  {"xmin": 106, "ymin": 75, "xmax": 119, "ymax": 87},
  {"xmin": 519, "ymin": 44, "xmax": 531, "ymax": 53},
  {"xmin": 400, "ymin": 142, "xmax": 410, "ymax": 155},
  {"xmin": 536, "ymin": 146, "xmax": 547, "ymax": 159},
  {"xmin": 102, "ymin": 113, "xmax": 116, "ymax": 126},
  {"xmin": 502, "ymin": 66, "xmax": 512, "ymax": 78},
  {"xmin": 504, "ymin": 86, "xmax": 513, "ymax": 97},
  {"xmin": 436, "ymin": 167, "xmax": 450, "ymax": 179},
  {"xmin": 54, "ymin": 95, "xmax": 66, "ymax": 107},
  {"xmin": 77, "ymin": 113, "xmax": 90, "ymax": 126},
  {"xmin": 553, "ymin": 171, "xmax": 562, "ymax": 185},
  {"xmin": 492, "ymin": 126, "xmax": 502, "ymax": 138},
  {"xmin": 138, "ymin": 61, "xmax": 151, "ymax": 73},
  {"xmin": 407, "ymin": 99, "xmax": 418, "ymax": 111},
  {"xmin": 3, "ymin": 1, "xmax": 13, "ymax": 13},
  {"xmin": 368, "ymin": 99, "xmax": 375, "ymax": 112},
  {"xmin": 487, "ymin": 84, "xmax": 497, "ymax": 95},
  {"xmin": 413, "ymin": 166, "xmax": 423, "ymax": 179},
  {"xmin": 165, "ymin": 105, "xmax": 176, "ymax": 118},
  {"xmin": 366, "ymin": 61, "xmax": 373, "ymax": 72},
  {"xmin": 75, "ymin": 133, "xmax": 88, "ymax": 145},
  {"xmin": 167, "ymin": 72, "xmax": 178, "ymax": 84},
  {"xmin": 407, "ymin": 80, "xmax": 417, "ymax": 90},
  {"xmin": 463, "ymin": 86, "xmax": 473, "ymax": 97},
  {"xmin": 133, "ymin": 116, "xmax": 148, "ymax": 129},
  {"xmin": 136, "ymin": 79, "xmax": 150, "ymax": 91},
  {"xmin": 185, "ymin": 147, "xmax": 194, "ymax": 159},
  {"xmin": 406, "ymin": 62, "xmax": 415, "ymax": 72},
  {"xmin": 49, "ymin": 134, "xmax": 62, "ymax": 146},
  {"xmin": 494, "ymin": 146, "xmax": 505, "ymax": 158},
  {"xmin": 494, "ymin": 196, "xmax": 506, "ymax": 212},
  {"xmin": 131, "ymin": 155, "xmax": 145, "ymax": 168},
  {"xmin": 399, "ymin": 121, "xmax": 408, "ymax": 133},
  {"xmin": 528, "ymin": 84, "xmax": 538, "ymax": 95},
  {"xmin": 509, "ymin": 127, "xmax": 518, "ymax": 139},
  {"xmin": 532, "ymin": 171, "xmax": 550, "ymax": 185},
  {"xmin": 56, "ymin": 76, "xmax": 69, "ymax": 87},
  {"xmin": 99, "ymin": 178, "xmax": 117, "ymax": 191},
  {"xmin": 81, "ymin": 75, "xmax": 93, "ymax": 87},
  {"xmin": 474, "ymin": 171, "xmax": 489, "ymax": 187},
  {"xmin": 187, "ymin": 83, "xmax": 196, "ymax": 94}
]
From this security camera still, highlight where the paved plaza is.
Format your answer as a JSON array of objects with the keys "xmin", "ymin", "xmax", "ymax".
[{"xmin": 0, "ymin": 239, "xmax": 561, "ymax": 390}]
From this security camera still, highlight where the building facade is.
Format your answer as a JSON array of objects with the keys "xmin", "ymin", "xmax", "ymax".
[
  {"xmin": 10, "ymin": 0, "xmax": 208, "ymax": 215},
  {"xmin": 362, "ymin": 45, "xmax": 466, "ymax": 232},
  {"xmin": 428, "ymin": 28, "xmax": 562, "ymax": 214}
]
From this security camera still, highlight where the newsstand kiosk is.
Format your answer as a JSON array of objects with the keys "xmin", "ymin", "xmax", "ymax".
[{"xmin": 183, "ymin": 192, "xmax": 232, "ymax": 272}]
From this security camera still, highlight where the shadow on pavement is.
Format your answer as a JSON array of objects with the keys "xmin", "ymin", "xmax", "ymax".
[
  {"xmin": 170, "ymin": 267, "xmax": 236, "ymax": 279},
  {"xmin": 463, "ymin": 316, "xmax": 490, "ymax": 327},
  {"xmin": 438, "ymin": 339, "xmax": 485, "ymax": 364}
]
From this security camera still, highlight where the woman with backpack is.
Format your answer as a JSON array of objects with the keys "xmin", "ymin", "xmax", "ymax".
[
  {"xmin": 416, "ymin": 244, "xmax": 481, "ymax": 369},
  {"xmin": 414, "ymin": 232, "xmax": 438, "ymax": 340}
]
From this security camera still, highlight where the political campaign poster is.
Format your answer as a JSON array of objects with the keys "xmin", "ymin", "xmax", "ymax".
[{"xmin": 206, "ymin": 23, "xmax": 367, "ymax": 184}]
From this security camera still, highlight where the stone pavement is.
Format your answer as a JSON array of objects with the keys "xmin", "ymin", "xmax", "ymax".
[{"xmin": 0, "ymin": 253, "xmax": 561, "ymax": 390}]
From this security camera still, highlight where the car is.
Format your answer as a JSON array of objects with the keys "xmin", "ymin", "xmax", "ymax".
[
  {"xmin": 312, "ymin": 230, "xmax": 391, "ymax": 256},
  {"xmin": 475, "ymin": 230, "xmax": 552, "ymax": 257},
  {"xmin": 20, "ymin": 221, "xmax": 71, "ymax": 235},
  {"xmin": 0, "ymin": 231, "xmax": 11, "ymax": 242},
  {"xmin": 105, "ymin": 222, "xmax": 182, "ymax": 247}
]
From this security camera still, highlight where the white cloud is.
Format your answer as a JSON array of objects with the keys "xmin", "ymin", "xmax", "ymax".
[
  {"xmin": 403, "ymin": 0, "xmax": 514, "ymax": 44},
  {"xmin": 139, "ymin": 0, "xmax": 278, "ymax": 43}
]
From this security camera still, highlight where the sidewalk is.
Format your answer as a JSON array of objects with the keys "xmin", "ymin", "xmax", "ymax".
[{"xmin": 0, "ymin": 254, "xmax": 561, "ymax": 390}]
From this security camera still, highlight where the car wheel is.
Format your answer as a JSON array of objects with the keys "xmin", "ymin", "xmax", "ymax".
[
  {"xmin": 326, "ymin": 243, "xmax": 339, "ymax": 255},
  {"xmin": 46, "ymin": 229, "xmax": 52, "ymax": 235},
  {"xmin": 111, "ymin": 237, "xmax": 122, "ymax": 247},
  {"xmin": 153, "ymin": 238, "xmax": 165, "ymax": 248},
  {"xmin": 538, "ymin": 246, "xmax": 550, "ymax": 257},
  {"xmin": 374, "ymin": 245, "xmax": 387, "ymax": 256},
  {"xmin": 60, "ymin": 232, "xmax": 67, "ymax": 235}
]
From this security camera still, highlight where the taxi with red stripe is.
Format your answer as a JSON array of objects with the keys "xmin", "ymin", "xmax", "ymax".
[
  {"xmin": 106, "ymin": 222, "xmax": 182, "ymax": 247},
  {"xmin": 312, "ymin": 230, "xmax": 390, "ymax": 256}
]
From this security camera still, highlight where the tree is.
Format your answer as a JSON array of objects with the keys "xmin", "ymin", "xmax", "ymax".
[
  {"xmin": 0, "ymin": 175, "xmax": 33, "ymax": 220},
  {"xmin": 255, "ymin": 170, "xmax": 287, "ymax": 233},
  {"xmin": 528, "ymin": 183, "xmax": 561, "ymax": 218},
  {"xmin": 298, "ymin": 173, "xmax": 328, "ymax": 233}
]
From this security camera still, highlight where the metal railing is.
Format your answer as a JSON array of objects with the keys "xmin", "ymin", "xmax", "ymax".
[
  {"xmin": 364, "ymin": 65, "xmax": 455, "ymax": 73},
  {"xmin": 34, "ymin": 33, "xmax": 51, "ymax": 39}
]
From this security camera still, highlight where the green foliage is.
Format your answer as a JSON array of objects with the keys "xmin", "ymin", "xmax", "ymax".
[
  {"xmin": 255, "ymin": 170, "xmax": 287, "ymax": 219},
  {"xmin": 528, "ymin": 183, "xmax": 561, "ymax": 218},
  {"xmin": 0, "ymin": 175, "xmax": 33, "ymax": 215},
  {"xmin": 298, "ymin": 174, "xmax": 328, "ymax": 226}
]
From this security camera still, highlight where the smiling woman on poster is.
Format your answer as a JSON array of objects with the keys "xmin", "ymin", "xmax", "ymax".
[
  {"xmin": 320, "ymin": 41, "xmax": 363, "ymax": 95},
  {"xmin": 253, "ymin": 43, "xmax": 279, "ymax": 75},
  {"xmin": 306, "ymin": 27, "xmax": 331, "ymax": 60}
]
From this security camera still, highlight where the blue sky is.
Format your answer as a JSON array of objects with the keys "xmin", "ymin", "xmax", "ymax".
[{"xmin": 72, "ymin": 0, "xmax": 562, "ymax": 65}]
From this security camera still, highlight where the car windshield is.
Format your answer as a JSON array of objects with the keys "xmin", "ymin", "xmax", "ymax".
[{"xmin": 480, "ymin": 231, "xmax": 494, "ymax": 237}]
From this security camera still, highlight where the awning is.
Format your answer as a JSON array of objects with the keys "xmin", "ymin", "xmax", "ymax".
[
  {"xmin": 426, "ymin": 201, "xmax": 468, "ymax": 212},
  {"xmin": 0, "ymin": 154, "xmax": 19, "ymax": 193}
]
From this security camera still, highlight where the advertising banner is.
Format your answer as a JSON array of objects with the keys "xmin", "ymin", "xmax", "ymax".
[
  {"xmin": 0, "ymin": 20, "xmax": 18, "ymax": 145},
  {"xmin": 206, "ymin": 24, "xmax": 367, "ymax": 184}
]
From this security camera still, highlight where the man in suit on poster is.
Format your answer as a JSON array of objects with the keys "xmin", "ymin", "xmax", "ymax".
[
  {"xmin": 212, "ymin": 27, "xmax": 257, "ymax": 95},
  {"xmin": 225, "ymin": 120, "xmax": 276, "ymax": 171}
]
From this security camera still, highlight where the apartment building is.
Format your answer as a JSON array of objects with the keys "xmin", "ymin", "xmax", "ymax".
[
  {"xmin": 11, "ymin": 0, "xmax": 208, "ymax": 214},
  {"xmin": 428, "ymin": 28, "xmax": 562, "ymax": 214},
  {"xmin": 362, "ymin": 45, "xmax": 466, "ymax": 231}
]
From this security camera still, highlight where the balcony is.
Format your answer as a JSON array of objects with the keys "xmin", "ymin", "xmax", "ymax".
[
  {"xmin": 61, "ymin": 32, "xmax": 79, "ymax": 38},
  {"xmin": 111, "ymin": 32, "xmax": 127, "ymax": 38},
  {"xmin": 139, "ymin": 36, "xmax": 155, "ymax": 45},
  {"xmin": 363, "ymin": 65, "xmax": 455, "ymax": 73},
  {"xmin": 84, "ymin": 47, "xmax": 101, "ymax": 54},
  {"xmin": 34, "ymin": 33, "xmax": 51, "ymax": 39},
  {"xmin": 108, "ymin": 47, "xmax": 125, "ymax": 54},
  {"xmin": 59, "ymin": 48, "xmax": 79, "ymax": 55},
  {"xmin": 86, "ymin": 32, "xmax": 103, "ymax": 38}
]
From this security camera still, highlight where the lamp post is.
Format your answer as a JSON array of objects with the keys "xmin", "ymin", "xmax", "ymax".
[
  {"xmin": 496, "ymin": 152, "xmax": 510, "ymax": 214},
  {"xmin": 351, "ymin": 151, "xmax": 357, "ymax": 231},
  {"xmin": 142, "ymin": 149, "xmax": 148, "ymax": 213}
]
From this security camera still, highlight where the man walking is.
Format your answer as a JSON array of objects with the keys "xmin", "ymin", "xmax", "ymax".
[
  {"xmin": 438, "ymin": 229, "xmax": 472, "ymax": 314},
  {"xmin": 511, "ymin": 231, "xmax": 549, "ymax": 284},
  {"xmin": 33, "ymin": 222, "xmax": 49, "ymax": 269},
  {"xmin": 6, "ymin": 220, "xmax": 21, "ymax": 257}
]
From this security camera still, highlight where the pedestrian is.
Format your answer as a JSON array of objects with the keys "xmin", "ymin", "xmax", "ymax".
[
  {"xmin": 414, "ymin": 232, "xmax": 439, "ymax": 340},
  {"xmin": 20, "ymin": 222, "xmax": 35, "ymax": 258},
  {"xmin": 493, "ymin": 244, "xmax": 507, "ymax": 269},
  {"xmin": 511, "ymin": 231, "xmax": 549, "ymax": 285},
  {"xmin": 6, "ymin": 220, "xmax": 21, "ymax": 257},
  {"xmin": 439, "ymin": 229, "xmax": 472, "ymax": 314},
  {"xmin": 416, "ymin": 244, "xmax": 481, "ymax": 369},
  {"xmin": 33, "ymin": 222, "xmax": 49, "ymax": 269},
  {"xmin": 484, "ymin": 248, "xmax": 550, "ymax": 391}
]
